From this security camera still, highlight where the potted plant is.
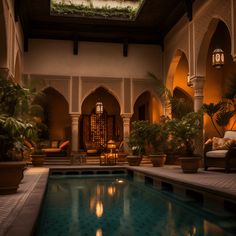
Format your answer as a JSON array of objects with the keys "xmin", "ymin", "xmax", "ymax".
[
  {"xmin": 127, "ymin": 120, "xmax": 148, "ymax": 166},
  {"xmin": 166, "ymin": 112, "xmax": 203, "ymax": 173},
  {"xmin": 146, "ymin": 122, "xmax": 169, "ymax": 167},
  {"xmin": 30, "ymin": 107, "xmax": 48, "ymax": 167},
  {"xmin": 0, "ymin": 77, "xmax": 37, "ymax": 194}
]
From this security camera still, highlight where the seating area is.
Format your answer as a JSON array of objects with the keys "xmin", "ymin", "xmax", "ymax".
[
  {"xmin": 41, "ymin": 140, "xmax": 70, "ymax": 157},
  {"xmin": 24, "ymin": 140, "xmax": 70, "ymax": 158},
  {"xmin": 204, "ymin": 131, "xmax": 236, "ymax": 172}
]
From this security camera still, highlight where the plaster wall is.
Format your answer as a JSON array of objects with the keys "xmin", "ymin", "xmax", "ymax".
[{"xmin": 24, "ymin": 40, "xmax": 162, "ymax": 79}]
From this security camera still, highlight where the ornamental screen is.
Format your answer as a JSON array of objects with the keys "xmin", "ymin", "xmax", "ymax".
[{"xmin": 50, "ymin": 0, "xmax": 145, "ymax": 20}]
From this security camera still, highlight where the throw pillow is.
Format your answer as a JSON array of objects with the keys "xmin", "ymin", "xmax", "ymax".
[
  {"xmin": 51, "ymin": 141, "xmax": 59, "ymax": 148},
  {"xmin": 59, "ymin": 140, "xmax": 70, "ymax": 149},
  {"xmin": 212, "ymin": 137, "xmax": 236, "ymax": 150}
]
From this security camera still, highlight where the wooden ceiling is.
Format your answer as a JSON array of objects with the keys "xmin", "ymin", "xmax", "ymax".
[{"xmin": 17, "ymin": 0, "xmax": 194, "ymax": 52}]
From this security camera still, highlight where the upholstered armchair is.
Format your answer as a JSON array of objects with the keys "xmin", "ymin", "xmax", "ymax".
[{"xmin": 204, "ymin": 131, "xmax": 236, "ymax": 173}]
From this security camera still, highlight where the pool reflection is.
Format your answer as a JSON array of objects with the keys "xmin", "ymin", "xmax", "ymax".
[{"xmin": 37, "ymin": 177, "xmax": 234, "ymax": 236}]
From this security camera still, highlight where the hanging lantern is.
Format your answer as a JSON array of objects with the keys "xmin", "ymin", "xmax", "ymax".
[
  {"xmin": 96, "ymin": 101, "xmax": 103, "ymax": 114},
  {"xmin": 212, "ymin": 48, "xmax": 224, "ymax": 69}
]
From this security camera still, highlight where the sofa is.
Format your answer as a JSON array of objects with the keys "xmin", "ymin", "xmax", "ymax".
[
  {"xmin": 204, "ymin": 130, "xmax": 236, "ymax": 172},
  {"xmin": 42, "ymin": 140, "xmax": 70, "ymax": 157}
]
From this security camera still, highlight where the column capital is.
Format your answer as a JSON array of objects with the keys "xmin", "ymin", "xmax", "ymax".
[
  {"xmin": 121, "ymin": 113, "xmax": 132, "ymax": 119},
  {"xmin": 190, "ymin": 75, "xmax": 205, "ymax": 90}
]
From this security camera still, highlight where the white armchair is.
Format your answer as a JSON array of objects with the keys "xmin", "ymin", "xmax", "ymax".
[{"xmin": 204, "ymin": 131, "xmax": 236, "ymax": 173}]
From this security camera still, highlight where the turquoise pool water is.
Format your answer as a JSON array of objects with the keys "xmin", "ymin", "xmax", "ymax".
[{"xmin": 36, "ymin": 174, "xmax": 235, "ymax": 236}]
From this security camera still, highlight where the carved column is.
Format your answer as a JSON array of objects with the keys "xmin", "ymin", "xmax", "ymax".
[
  {"xmin": 71, "ymin": 114, "xmax": 80, "ymax": 154},
  {"xmin": 121, "ymin": 114, "xmax": 132, "ymax": 151},
  {"xmin": 191, "ymin": 76, "xmax": 205, "ymax": 155},
  {"xmin": 191, "ymin": 76, "xmax": 205, "ymax": 112}
]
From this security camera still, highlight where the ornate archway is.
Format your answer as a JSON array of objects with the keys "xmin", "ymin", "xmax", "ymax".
[{"xmin": 81, "ymin": 87, "xmax": 122, "ymax": 150}]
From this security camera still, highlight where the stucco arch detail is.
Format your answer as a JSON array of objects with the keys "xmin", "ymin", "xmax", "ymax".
[
  {"xmin": 0, "ymin": 0, "xmax": 8, "ymax": 69},
  {"xmin": 81, "ymin": 85, "xmax": 121, "ymax": 114},
  {"xmin": 166, "ymin": 49, "xmax": 188, "ymax": 93},
  {"xmin": 196, "ymin": 18, "xmax": 231, "ymax": 76},
  {"xmin": 42, "ymin": 86, "xmax": 69, "ymax": 104}
]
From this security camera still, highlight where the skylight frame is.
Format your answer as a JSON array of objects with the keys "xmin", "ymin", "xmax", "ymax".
[{"xmin": 50, "ymin": 0, "xmax": 145, "ymax": 21}]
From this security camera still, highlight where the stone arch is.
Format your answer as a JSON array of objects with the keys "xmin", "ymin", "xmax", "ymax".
[
  {"xmin": 38, "ymin": 87, "xmax": 70, "ymax": 140},
  {"xmin": 81, "ymin": 86, "xmax": 122, "ymax": 148},
  {"xmin": 0, "ymin": 1, "xmax": 8, "ymax": 69},
  {"xmin": 42, "ymin": 85, "xmax": 69, "ymax": 104},
  {"xmin": 81, "ymin": 85, "xmax": 121, "ymax": 114},
  {"xmin": 202, "ymin": 19, "xmax": 234, "ymax": 138},
  {"xmin": 166, "ymin": 49, "xmax": 188, "ymax": 93},
  {"xmin": 196, "ymin": 18, "xmax": 232, "ymax": 76},
  {"xmin": 132, "ymin": 91, "xmax": 151, "ymax": 121}
]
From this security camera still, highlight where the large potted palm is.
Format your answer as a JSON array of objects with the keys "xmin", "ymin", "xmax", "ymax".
[
  {"xmin": 127, "ymin": 120, "xmax": 149, "ymax": 166},
  {"xmin": 0, "ymin": 77, "xmax": 37, "ymax": 194}
]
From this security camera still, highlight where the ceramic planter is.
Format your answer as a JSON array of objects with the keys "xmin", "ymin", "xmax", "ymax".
[
  {"xmin": 0, "ymin": 162, "xmax": 26, "ymax": 194},
  {"xmin": 179, "ymin": 157, "xmax": 201, "ymax": 173},
  {"xmin": 126, "ymin": 155, "xmax": 142, "ymax": 166},
  {"xmin": 149, "ymin": 154, "xmax": 167, "ymax": 167},
  {"xmin": 31, "ymin": 154, "xmax": 45, "ymax": 167}
]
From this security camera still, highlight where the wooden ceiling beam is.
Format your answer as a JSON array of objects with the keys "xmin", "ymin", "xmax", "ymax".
[
  {"xmin": 123, "ymin": 39, "xmax": 128, "ymax": 57},
  {"xmin": 73, "ymin": 35, "xmax": 79, "ymax": 55}
]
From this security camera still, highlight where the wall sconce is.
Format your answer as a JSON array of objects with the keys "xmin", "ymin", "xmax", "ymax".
[
  {"xmin": 187, "ymin": 73, "xmax": 193, "ymax": 87},
  {"xmin": 96, "ymin": 101, "xmax": 103, "ymax": 114},
  {"xmin": 212, "ymin": 48, "xmax": 224, "ymax": 69}
]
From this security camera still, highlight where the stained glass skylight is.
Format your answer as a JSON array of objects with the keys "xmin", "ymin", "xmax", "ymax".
[{"xmin": 50, "ymin": 0, "xmax": 145, "ymax": 20}]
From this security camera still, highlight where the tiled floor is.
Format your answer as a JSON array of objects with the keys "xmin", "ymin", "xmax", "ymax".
[{"xmin": 0, "ymin": 165, "xmax": 235, "ymax": 236}]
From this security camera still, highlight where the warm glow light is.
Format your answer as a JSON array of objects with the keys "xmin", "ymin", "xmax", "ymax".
[
  {"xmin": 96, "ymin": 101, "xmax": 103, "ymax": 114},
  {"xmin": 96, "ymin": 185, "xmax": 101, "ymax": 196},
  {"xmin": 107, "ymin": 140, "xmax": 116, "ymax": 149},
  {"xmin": 116, "ymin": 179, "xmax": 124, "ymax": 183},
  {"xmin": 212, "ymin": 48, "xmax": 224, "ymax": 69},
  {"xmin": 108, "ymin": 186, "xmax": 116, "ymax": 196},
  {"xmin": 96, "ymin": 201, "xmax": 103, "ymax": 218},
  {"xmin": 96, "ymin": 228, "xmax": 103, "ymax": 236}
]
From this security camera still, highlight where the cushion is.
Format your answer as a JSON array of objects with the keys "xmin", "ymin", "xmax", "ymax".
[
  {"xmin": 51, "ymin": 141, "xmax": 59, "ymax": 148},
  {"xmin": 212, "ymin": 137, "xmax": 235, "ymax": 150},
  {"xmin": 204, "ymin": 138, "xmax": 212, "ymax": 145},
  {"xmin": 206, "ymin": 150, "xmax": 228, "ymax": 158},
  {"xmin": 42, "ymin": 148, "xmax": 61, "ymax": 153},
  {"xmin": 59, "ymin": 140, "xmax": 70, "ymax": 149},
  {"xmin": 224, "ymin": 130, "xmax": 236, "ymax": 139}
]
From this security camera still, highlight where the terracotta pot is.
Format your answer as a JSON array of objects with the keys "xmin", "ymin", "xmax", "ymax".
[
  {"xmin": 31, "ymin": 154, "xmax": 45, "ymax": 167},
  {"xmin": 0, "ymin": 162, "xmax": 26, "ymax": 194},
  {"xmin": 179, "ymin": 157, "xmax": 201, "ymax": 173},
  {"xmin": 149, "ymin": 154, "xmax": 167, "ymax": 167},
  {"xmin": 126, "ymin": 155, "xmax": 142, "ymax": 166}
]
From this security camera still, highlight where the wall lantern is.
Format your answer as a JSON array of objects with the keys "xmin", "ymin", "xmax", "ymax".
[
  {"xmin": 212, "ymin": 48, "xmax": 224, "ymax": 69},
  {"xmin": 96, "ymin": 101, "xmax": 103, "ymax": 114}
]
